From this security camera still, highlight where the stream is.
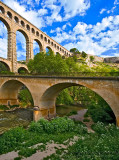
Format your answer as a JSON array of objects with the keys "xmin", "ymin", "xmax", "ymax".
[{"xmin": 0, "ymin": 105, "xmax": 85, "ymax": 134}]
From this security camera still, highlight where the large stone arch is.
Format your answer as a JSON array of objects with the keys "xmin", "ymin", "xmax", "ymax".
[
  {"xmin": 46, "ymin": 46, "xmax": 53, "ymax": 53},
  {"xmin": 0, "ymin": 79, "xmax": 34, "ymax": 106},
  {"xmin": 16, "ymin": 29, "xmax": 29, "ymax": 62},
  {"xmin": 0, "ymin": 16, "xmax": 11, "ymax": 31},
  {"xmin": 33, "ymin": 39, "xmax": 43, "ymax": 53},
  {"xmin": 38, "ymin": 79, "xmax": 119, "ymax": 125}
]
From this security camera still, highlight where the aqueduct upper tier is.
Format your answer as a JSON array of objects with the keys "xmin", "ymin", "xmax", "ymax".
[{"xmin": 0, "ymin": 1, "xmax": 72, "ymax": 72}]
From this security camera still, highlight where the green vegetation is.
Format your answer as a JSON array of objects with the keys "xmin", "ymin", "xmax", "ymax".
[
  {"xmin": 18, "ymin": 88, "xmax": 34, "ymax": 107},
  {"xmin": 90, "ymin": 55, "xmax": 95, "ymax": 62},
  {"xmin": 0, "ymin": 118, "xmax": 119, "ymax": 160}
]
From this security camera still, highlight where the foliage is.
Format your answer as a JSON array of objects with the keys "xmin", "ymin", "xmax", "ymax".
[
  {"xmin": 70, "ymin": 48, "xmax": 81, "ymax": 54},
  {"xmin": 90, "ymin": 56, "xmax": 95, "ymax": 62},
  {"xmin": 18, "ymin": 88, "xmax": 34, "ymax": 107},
  {"xmin": 0, "ymin": 62, "xmax": 8, "ymax": 72},
  {"xmin": 29, "ymin": 117, "xmax": 75, "ymax": 134},
  {"xmin": 67, "ymin": 110, "xmax": 78, "ymax": 116},
  {"xmin": 81, "ymin": 51, "xmax": 87, "ymax": 58}
]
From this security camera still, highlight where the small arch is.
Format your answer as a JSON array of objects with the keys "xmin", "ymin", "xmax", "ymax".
[
  {"xmin": 32, "ymin": 28, "xmax": 35, "ymax": 34},
  {"xmin": 18, "ymin": 67, "xmax": 28, "ymax": 74},
  {"xmin": 41, "ymin": 34, "xmax": 43, "ymax": 39},
  {"xmin": 14, "ymin": 16, "xmax": 19, "ymax": 23},
  {"xmin": 62, "ymin": 49, "xmax": 64, "ymax": 53},
  {"xmin": 48, "ymin": 39, "xmax": 50, "ymax": 44},
  {"xmin": 60, "ymin": 47, "xmax": 62, "ymax": 51},
  {"xmin": 51, "ymin": 42, "xmax": 53, "ymax": 46},
  {"xmin": 57, "ymin": 46, "xmax": 59, "ymax": 50},
  {"xmin": 0, "ymin": 61, "xmax": 10, "ymax": 72},
  {"xmin": 44, "ymin": 37, "xmax": 47, "ymax": 42},
  {"xmin": 21, "ymin": 20, "xmax": 25, "ymax": 27},
  {"xmin": 26, "ymin": 24, "xmax": 30, "ymax": 31},
  {"xmin": 36, "ymin": 31, "xmax": 39, "ymax": 36},
  {"xmin": 0, "ymin": 6, "xmax": 5, "ymax": 14},
  {"xmin": 7, "ymin": 11, "xmax": 12, "ymax": 19},
  {"xmin": 54, "ymin": 44, "xmax": 56, "ymax": 48}
]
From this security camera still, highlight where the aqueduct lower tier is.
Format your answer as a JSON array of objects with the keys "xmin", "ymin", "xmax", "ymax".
[
  {"xmin": 0, "ymin": 76, "xmax": 119, "ymax": 126},
  {"xmin": 0, "ymin": 1, "xmax": 71, "ymax": 72}
]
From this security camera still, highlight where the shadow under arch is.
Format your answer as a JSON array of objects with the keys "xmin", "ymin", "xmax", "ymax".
[
  {"xmin": 40, "ymin": 82, "xmax": 116, "ymax": 121},
  {"xmin": 0, "ymin": 79, "xmax": 34, "ymax": 106},
  {"xmin": 0, "ymin": 61, "xmax": 10, "ymax": 71},
  {"xmin": 0, "ymin": 16, "xmax": 11, "ymax": 31}
]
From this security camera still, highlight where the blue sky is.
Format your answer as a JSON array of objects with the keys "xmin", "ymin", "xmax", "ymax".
[{"xmin": 0, "ymin": 0, "xmax": 119, "ymax": 60}]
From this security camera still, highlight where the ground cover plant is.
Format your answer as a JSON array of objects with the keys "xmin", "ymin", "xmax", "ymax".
[{"xmin": 0, "ymin": 117, "xmax": 119, "ymax": 160}]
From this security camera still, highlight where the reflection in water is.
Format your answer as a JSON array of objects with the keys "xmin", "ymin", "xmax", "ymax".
[
  {"xmin": 56, "ymin": 105, "xmax": 84, "ymax": 117},
  {"xmin": 0, "ymin": 105, "xmax": 84, "ymax": 134}
]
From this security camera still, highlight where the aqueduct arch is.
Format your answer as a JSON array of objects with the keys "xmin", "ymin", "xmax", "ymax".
[{"xmin": 0, "ymin": 1, "xmax": 72, "ymax": 73}]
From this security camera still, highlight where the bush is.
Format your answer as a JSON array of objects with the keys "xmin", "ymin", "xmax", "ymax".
[{"xmin": 29, "ymin": 117, "xmax": 75, "ymax": 134}]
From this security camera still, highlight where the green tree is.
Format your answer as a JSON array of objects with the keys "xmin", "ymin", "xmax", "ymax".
[
  {"xmin": 70, "ymin": 48, "xmax": 80, "ymax": 54},
  {"xmin": 81, "ymin": 51, "xmax": 87, "ymax": 58},
  {"xmin": 0, "ymin": 62, "xmax": 8, "ymax": 72},
  {"xmin": 90, "ymin": 56, "xmax": 94, "ymax": 62}
]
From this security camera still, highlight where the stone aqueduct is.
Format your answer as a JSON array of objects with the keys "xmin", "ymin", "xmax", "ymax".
[
  {"xmin": 0, "ymin": 1, "xmax": 71, "ymax": 73},
  {"xmin": 0, "ymin": 76, "xmax": 119, "ymax": 126}
]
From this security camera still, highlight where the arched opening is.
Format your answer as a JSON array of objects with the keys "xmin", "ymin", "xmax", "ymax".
[
  {"xmin": 0, "ymin": 6, "xmax": 5, "ymax": 14},
  {"xmin": 32, "ymin": 28, "xmax": 35, "ymax": 34},
  {"xmin": 26, "ymin": 24, "xmax": 30, "ymax": 31},
  {"xmin": 48, "ymin": 39, "xmax": 50, "ymax": 44},
  {"xmin": 21, "ymin": 20, "xmax": 25, "ymax": 27},
  {"xmin": 44, "ymin": 37, "xmax": 47, "ymax": 42},
  {"xmin": 14, "ymin": 16, "xmax": 19, "ymax": 23},
  {"xmin": 41, "ymin": 34, "xmax": 43, "ymax": 39},
  {"xmin": 18, "ymin": 67, "xmax": 28, "ymax": 74},
  {"xmin": 0, "ymin": 80, "xmax": 34, "ymax": 107},
  {"xmin": 40, "ymin": 82, "xmax": 116, "ymax": 124},
  {"xmin": 0, "ymin": 80, "xmax": 34, "ymax": 131},
  {"xmin": 0, "ymin": 61, "xmax": 10, "ymax": 72},
  {"xmin": 0, "ymin": 17, "xmax": 10, "ymax": 59},
  {"xmin": 46, "ymin": 46, "xmax": 53, "ymax": 54},
  {"xmin": 36, "ymin": 31, "xmax": 39, "ymax": 37},
  {"xmin": 33, "ymin": 39, "xmax": 43, "ymax": 55},
  {"xmin": 16, "ymin": 29, "xmax": 29, "ymax": 62},
  {"xmin": 56, "ymin": 52, "xmax": 60, "ymax": 56},
  {"xmin": 7, "ymin": 11, "xmax": 12, "ymax": 19}
]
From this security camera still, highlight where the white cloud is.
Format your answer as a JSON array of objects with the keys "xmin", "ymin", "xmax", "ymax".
[
  {"xmin": 51, "ymin": 15, "xmax": 119, "ymax": 57},
  {"xmin": 3, "ymin": 0, "xmax": 45, "ymax": 28},
  {"xmin": 38, "ymin": 8, "xmax": 48, "ymax": 15},
  {"xmin": 100, "ymin": 8, "xmax": 106, "ymax": 14}
]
